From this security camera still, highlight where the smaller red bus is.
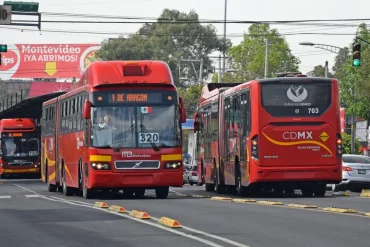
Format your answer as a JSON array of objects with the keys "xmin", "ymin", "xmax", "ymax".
[
  {"xmin": 0, "ymin": 118, "xmax": 40, "ymax": 179},
  {"xmin": 194, "ymin": 73, "xmax": 342, "ymax": 197}
]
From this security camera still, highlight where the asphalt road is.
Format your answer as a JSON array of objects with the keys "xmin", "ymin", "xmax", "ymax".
[{"xmin": 1, "ymin": 179, "xmax": 370, "ymax": 247}]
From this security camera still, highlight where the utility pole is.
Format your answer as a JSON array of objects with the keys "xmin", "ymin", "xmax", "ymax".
[
  {"xmin": 325, "ymin": 61, "xmax": 328, "ymax": 78},
  {"xmin": 179, "ymin": 57, "xmax": 204, "ymax": 84},
  {"xmin": 222, "ymin": 0, "xmax": 227, "ymax": 75},
  {"xmin": 264, "ymin": 39, "xmax": 270, "ymax": 78},
  {"xmin": 218, "ymin": 55, "xmax": 222, "ymax": 83},
  {"xmin": 351, "ymin": 116, "xmax": 356, "ymax": 153}
]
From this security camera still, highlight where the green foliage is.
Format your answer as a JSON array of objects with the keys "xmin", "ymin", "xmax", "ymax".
[
  {"xmin": 334, "ymin": 23, "xmax": 370, "ymax": 120},
  {"xmin": 178, "ymin": 83, "xmax": 203, "ymax": 117},
  {"xmin": 307, "ymin": 65, "xmax": 333, "ymax": 78},
  {"xmin": 341, "ymin": 132, "xmax": 361, "ymax": 154},
  {"xmin": 212, "ymin": 24, "xmax": 300, "ymax": 82},
  {"xmin": 96, "ymin": 9, "xmax": 227, "ymax": 87}
]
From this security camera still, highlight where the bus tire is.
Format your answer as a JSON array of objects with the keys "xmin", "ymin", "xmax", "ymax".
[
  {"xmin": 155, "ymin": 186, "xmax": 169, "ymax": 199},
  {"xmin": 235, "ymin": 161, "xmax": 246, "ymax": 197},
  {"xmin": 83, "ymin": 186, "xmax": 94, "ymax": 199},
  {"xmin": 313, "ymin": 184, "xmax": 326, "ymax": 197},
  {"xmin": 213, "ymin": 162, "xmax": 224, "ymax": 194},
  {"xmin": 62, "ymin": 166, "xmax": 73, "ymax": 196}
]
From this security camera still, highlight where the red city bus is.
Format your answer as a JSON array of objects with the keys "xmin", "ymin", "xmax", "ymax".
[
  {"xmin": 41, "ymin": 60, "xmax": 186, "ymax": 199},
  {"xmin": 0, "ymin": 118, "xmax": 40, "ymax": 178},
  {"xmin": 194, "ymin": 73, "xmax": 342, "ymax": 197}
]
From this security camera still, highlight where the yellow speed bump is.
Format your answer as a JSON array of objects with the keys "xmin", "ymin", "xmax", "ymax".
[
  {"xmin": 286, "ymin": 203, "xmax": 317, "ymax": 209},
  {"xmin": 364, "ymin": 213, "xmax": 370, "ymax": 217},
  {"xmin": 210, "ymin": 196, "xmax": 233, "ymax": 201},
  {"xmin": 158, "ymin": 217, "xmax": 182, "ymax": 228},
  {"xmin": 322, "ymin": 207, "xmax": 357, "ymax": 213},
  {"xmin": 332, "ymin": 191, "xmax": 350, "ymax": 196},
  {"xmin": 108, "ymin": 205, "xmax": 126, "ymax": 213},
  {"xmin": 93, "ymin": 201, "xmax": 109, "ymax": 208},
  {"xmin": 130, "ymin": 210, "xmax": 151, "ymax": 219},
  {"xmin": 360, "ymin": 189, "xmax": 370, "ymax": 197},
  {"xmin": 232, "ymin": 199, "xmax": 256, "ymax": 203},
  {"xmin": 257, "ymin": 200, "xmax": 283, "ymax": 205}
]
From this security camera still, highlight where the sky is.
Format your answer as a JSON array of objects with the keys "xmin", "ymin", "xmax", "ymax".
[{"xmin": 1, "ymin": 0, "xmax": 369, "ymax": 75}]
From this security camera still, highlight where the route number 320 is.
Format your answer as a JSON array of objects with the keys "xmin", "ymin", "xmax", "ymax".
[
  {"xmin": 139, "ymin": 133, "xmax": 159, "ymax": 143},
  {"xmin": 308, "ymin": 108, "xmax": 319, "ymax": 114}
]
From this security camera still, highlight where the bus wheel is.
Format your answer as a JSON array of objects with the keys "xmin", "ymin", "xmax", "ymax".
[
  {"xmin": 47, "ymin": 179, "xmax": 57, "ymax": 192},
  {"xmin": 155, "ymin": 186, "xmax": 169, "ymax": 199},
  {"xmin": 62, "ymin": 167, "xmax": 73, "ymax": 196},
  {"xmin": 213, "ymin": 163, "xmax": 224, "ymax": 194},
  {"xmin": 235, "ymin": 166, "xmax": 246, "ymax": 197},
  {"xmin": 313, "ymin": 184, "xmax": 326, "ymax": 197},
  {"xmin": 83, "ymin": 186, "xmax": 94, "ymax": 199}
]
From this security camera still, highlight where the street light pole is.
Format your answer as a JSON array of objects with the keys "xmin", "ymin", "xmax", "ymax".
[{"xmin": 222, "ymin": 0, "xmax": 227, "ymax": 75}]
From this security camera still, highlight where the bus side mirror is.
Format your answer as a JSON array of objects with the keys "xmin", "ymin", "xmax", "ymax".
[
  {"xmin": 179, "ymin": 97, "xmax": 187, "ymax": 123},
  {"xmin": 193, "ymin": 112, "xmax": 203, "ymax": 132},
  {"xmin": 83, "ymin": 100, "xmax": 91, "ymax": 119}
]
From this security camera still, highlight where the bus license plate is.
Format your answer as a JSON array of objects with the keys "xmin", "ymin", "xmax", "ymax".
[{"xmin": 358, "ymin": 169, "xmax": 366, "ymax": 175}]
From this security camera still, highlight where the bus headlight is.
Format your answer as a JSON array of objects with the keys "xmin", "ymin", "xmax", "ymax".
[
  {"xmin": 91, "ymin": 163, "xmax": 111, "ymax": 170},
  {"xmin": 164, "ymin": 162, "xmax": 182, "ymax": 169}
]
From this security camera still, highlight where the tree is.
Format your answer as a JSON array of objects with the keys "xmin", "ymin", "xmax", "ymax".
[
  {"xmin": 341, "ymin": 132, "xmax": 361, "ymax": 154},
  {"xmin": 178, "ymin": 83, "xmax": 203, "ymax": 117},
  {"xmin": 96, "ymin": 9, "xmax": 227, "ymax": 87},
  {"xmin": 336, "ymin": 23, "xmax": 370, "ymax": 120},
  {"xmin": 307, "ymin": 65, "xmax": 333, "ymax": 77},
  {"xmin": 213, "ymin": 24, "xmax": 300, "ymax": 82}
]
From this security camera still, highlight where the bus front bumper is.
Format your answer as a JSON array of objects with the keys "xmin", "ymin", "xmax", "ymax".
[{"xmin": 87, "ymin": 170, "xmax": 183, "ymax": 189}]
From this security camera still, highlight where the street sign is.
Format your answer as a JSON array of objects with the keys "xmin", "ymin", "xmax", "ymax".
[{"xmin": 0, "ymin": 5, "xmax": 11, "ymax": 25}]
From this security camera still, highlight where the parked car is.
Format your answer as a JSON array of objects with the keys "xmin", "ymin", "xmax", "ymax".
[
  {"xmin": 332, "ymin": 154, "xmax": 370, "ymax": 192},
  {"xmin": 183, "ymin": 165, "xmax": 199, "ymax": 186}
]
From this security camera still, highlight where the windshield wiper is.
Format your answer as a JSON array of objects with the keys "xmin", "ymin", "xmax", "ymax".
[
  {"xmin": 140, "ymin": 123, "xmax": 160, "ymax": 152},
  {"xmin": 114, "ymin": 124, "xmax": 134, "ymax": 152}
]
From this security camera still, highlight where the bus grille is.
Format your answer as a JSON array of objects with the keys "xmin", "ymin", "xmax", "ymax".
[
  {"xmin": 7, "ymin": 162, "xmax": 33, "ymax": 167},
  {"xmin": 114, "ymin": 160, "xmax": 160, "ymax": 169}
]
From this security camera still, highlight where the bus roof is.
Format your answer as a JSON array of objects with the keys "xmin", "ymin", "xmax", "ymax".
[
  {"xmin": 200, "ymin": 82, "xmax": 243, "ymax": 103},
  {"xmin": 0, "ymin": 118, "xmax": 36, "ymax": 132},
  {"xmin": 72, "ymin": 60, "xmax": 175, "ymax": 89}
]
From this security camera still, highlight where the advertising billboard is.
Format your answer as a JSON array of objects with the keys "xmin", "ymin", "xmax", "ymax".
[{"xmin": 0, "ymin": 44, "xmax": 100, "ymax": 79}]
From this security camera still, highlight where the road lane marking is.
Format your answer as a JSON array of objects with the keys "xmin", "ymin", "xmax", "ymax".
[
  {"xmin": 0, "ymin": 195, "xmax": 11, "ymax": 199},
  {"xmin": 15, "ymin": 185, "xmax": 249, "ymax": 247},
  {"xmin": 25, "ymin": 194, "xmax": 40, "ymax": 198}
]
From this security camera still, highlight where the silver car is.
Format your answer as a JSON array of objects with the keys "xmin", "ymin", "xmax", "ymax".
[{"xmin": 332, "ymin": 154, "xmax": 370, "ymax": 192}]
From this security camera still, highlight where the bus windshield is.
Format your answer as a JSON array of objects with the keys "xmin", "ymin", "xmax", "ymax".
[
  {"xmin": 261, "ymin": 80, "xmax": 332, "ymax": 117},
  {"xmin": 0, "ymin": 133, "xmax": 39, "ymax": 159},
  {"xmin": 90, "ymin": 105, "xmax": 181, "ymax": 149}
]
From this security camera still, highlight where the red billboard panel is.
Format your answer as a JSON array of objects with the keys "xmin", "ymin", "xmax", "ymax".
[{"xmin": 0, "ymin": 44, "xmax": 100, "ymax": 79}]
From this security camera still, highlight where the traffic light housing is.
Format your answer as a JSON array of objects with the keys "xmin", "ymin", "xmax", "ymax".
[
  {"xmin": 4, "ymin": 1, "xmax": 39, "ymax": 12},
  {"xmin": 0, "ymin": 45, "xmax": 7, "ymax": 53},
  {"xmin": 353, "ymin": 42, "xmax": 361, "ymax": 66}
]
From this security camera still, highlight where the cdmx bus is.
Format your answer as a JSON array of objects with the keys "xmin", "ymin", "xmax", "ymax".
[
  {"xmin": 0, "ymin": 118, "xmax": 40, "ymax": 179},
  {"xmin": 41, "ymin": 60, "xmax": 187, "ymax": 199},
  {"xmin": 193, "ymin": 72, "xmax": 342, "ymax": 197}
]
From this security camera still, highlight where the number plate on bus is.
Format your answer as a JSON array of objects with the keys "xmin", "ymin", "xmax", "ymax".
[
  {"xmin": 139, "ymin": 133, "xmax": 160, "ymax": 143},
  {"xmin": 358, "ymin": 169, "xmax": 366, "ymax": 175}
]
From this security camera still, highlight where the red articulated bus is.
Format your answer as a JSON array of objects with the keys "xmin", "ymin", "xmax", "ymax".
[
  {"xmin": 0, "ymin": 118, "xmax": 40, "ymax": 178},
  {"xmin": 194, "ymin": 72, "xmax": 342, "ymax": 197},
  {"xmin": 41, "ymin": 60, "xmax": 187, "ymax": 199}
]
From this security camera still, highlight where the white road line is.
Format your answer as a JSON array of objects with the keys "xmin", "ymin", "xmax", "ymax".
[
  {"xmin": 25, "ymin": 194, "xmax": 40, "ymax": 198},
  {"xmin": 0, "ymin": 195, "xmax": 11, "ymax": 199},
  {"xmin": 13, "ymin": 184, "xmax": 39, "ymax": 194},
  {"xmin": 14, "ymin": 185, "xmax": 251, "ymax": 247},
  {"xmin": 42, "ymin": 195, "xmax": 251, "ymax": 247}
]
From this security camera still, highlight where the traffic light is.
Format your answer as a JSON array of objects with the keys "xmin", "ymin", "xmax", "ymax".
[
  {"xmin": 0, "ymin": 44, "xmax": 7, "ymax": 66},
  {"xmin": 353, "ymin": 42, "xmax": 361, "ymax": 67},
  {"xmin": 4, "ymin": 1, "xmax": 39, "ymax": 12},
  {"xmin": 0, "ymin": 45, "xmax": 7, "ymax": 53}
]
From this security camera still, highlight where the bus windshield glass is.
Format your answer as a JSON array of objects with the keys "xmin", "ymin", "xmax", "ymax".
[
  {"xmin": 261, "ymin": 80, "xmax": 332, "ymax": 117},
  {"xmin": 90, "ymin": 104, "xmax": 181, "ymax": 149},
  {"xmin": 0, "ymin": 132, "xmax": 39, "ymax": 159}
]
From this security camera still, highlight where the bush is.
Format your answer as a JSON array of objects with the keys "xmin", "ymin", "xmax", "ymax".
[{"xmin": 341, "ymin": 132, "xmax": 361, "ymax": 154}]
